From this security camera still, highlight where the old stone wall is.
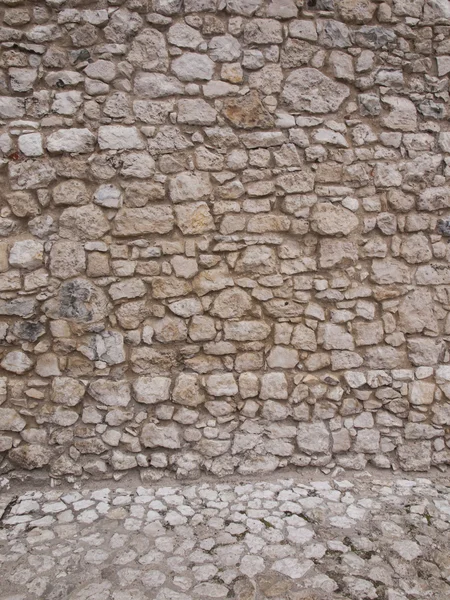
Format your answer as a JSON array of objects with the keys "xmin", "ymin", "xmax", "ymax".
[{"xmin": 0, "ymin": 0, "xmax": 450, "ymax": 481}]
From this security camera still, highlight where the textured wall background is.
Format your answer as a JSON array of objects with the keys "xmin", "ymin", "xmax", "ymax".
[{"xmin": 0, "ymin": 0, "xmax": 450, "ymax": 481}]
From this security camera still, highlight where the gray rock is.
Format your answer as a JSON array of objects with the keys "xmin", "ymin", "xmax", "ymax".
[{"xmin": 282, "ymin": 68, "xmax": 350, "ymax": 113}]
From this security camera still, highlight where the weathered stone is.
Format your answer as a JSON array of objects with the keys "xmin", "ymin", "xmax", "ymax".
[
  {"xmin": 224, "ymin": 321, "xmax": 271, "ymax": 341},
  {"xmin": 222, "ymin": 91, "xmax": 274, "ymax": 130},
  {"xmin": 1, "ymin": 351, "xmax": 33, "ymax": 374},
  {"xmin": 52, "ymin": 377, "xmax": 85, "ymax": 407},
  {"xmin": 141, "ymin": 422, "xmax": 182, "ymax": 449},
  {"xmin": 133, "ymin": 376, "xmax": 171, "ymax": 404},
  {"xmin": 88, "ymin": 380, "xmax": 131, "ymax": 407},
  {"xmin": 50, "ymin": 241, "xmax": 85, "ymax": 279},
  {"xmin": 9, "ymin": 240, "xmax": 44, "ymax": 270},
  {"xmin": 398, "ymin": 441, "xmax": 432, "ymax": 471},
  {"xmin": 0, "ymin": 408, "xmax": 26, "ymax": 432},
  {"xmin": 297, "ymin": 422, "xmax": 330, "ymax": 454},
  {"xmin": 128, "ymin": 29, "xmax": 168, "ymax": 71},
  {"xmin": 282, "ymin": 68, "xmax": 350, "ymax": 113},
  {"xmin": 59, "ymin": 205, "xmax": 110, "ymax": 241},
  {"xmin": 47, "ymin": 129, "xmax": 96, "ymax": 153},
  {"xmin": 172, "ymin": 53, "xmax": 215, "ymax": 81},
  {"xmin": 9, "ymin": 445, "xmax": 52, "ymax": 470},
  {"xmin": 174, "ymin": 202, "xmax": 214, "ymax": 235},
  {"xmin": 311, "ymin": 203, "xmax": 359, "ymax": 236},
  {"xmin": 113, "ymin": 207, "xmax": 174, "ymax": 236},
  {"xmin": 43, "ymin": 279, "xmax": 110, "ymax": 323}
]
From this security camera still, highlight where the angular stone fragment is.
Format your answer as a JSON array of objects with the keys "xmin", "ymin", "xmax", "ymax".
[
  {"xmin": 141, "ymin": 422, "xmax": 182, "ymax": 449},
  {"xmin": 88, "ymin": 380, "xmax": 131, "ymax": 407},
  {"xmin": 398, "ymin": 441, "xmax": 431, "ymax": 471},
  {"xmin": 398, "ymin": 289, "xmax": 438, "ymax": 334},
  {"xmin": 9, "ymin": 240, "xmax": 43, "ymax": 270},
  {"xmin": 371, "ymin": 258, "xmax": 411, "ymax": 284},
  {"xmin": 260, "ymin": 373, "xmax": 288, "ymax": 400},
  {"xmin": 282, "ymin": 68, "xmax": 350, "ymax": 113},
  {"xmin": 128, "ymin": 29, "xmax": 168, "ymax": 71},
  {"xmin": 134, "ymin": 73, "xmax": 184, "ymax": 98},
  {"xmin": 417, "ymin": 187, "xmax": 450, "ymax": 211},
  {"xmin": 206, "ymin": 373, "xmax": 238, "ymax": 396},
  {"xmin": 6, "ymin": 192, "xmax": 40, "ymax": 217},
  {"xmin": 133, "ymin": 376, "xmax": 171, "ymax": 404},
  {"xmin": 98, "ymin": 126, "xmax": 145, "ymax": 151},
  {"xmin": 222, "ymin": 91, "xmax": 274, "ymax": 130},
  {"xmin": 311, "ymin": 203, "xmax": 358, "ymax": 236},
  {"xmin": 9, "ymin": 159, "xmax": 56, "ymax": 190},
  {"xmin": 209, "ymin": 34, "xmax": 241, "ymax": 62},
  {"xmin": 52, "ymin": 377, "xmax": 85, "ymax": 407},
  {"xmin": 224, "ymin": 320, "xmax": 271, "ymax": 341},
  {"xmin": 0, "ymin": 408, "xmax": 26, "ymax": 432},
  {"xmin": 277, "ymin": 171, "xmax": 315, "ymax": 193},
  {"xmin": 193, "ymin": 267, "xmax": 233, "ymax": 296},
  {"xmin": 174, "ymin": 202, "xmax": 214, "ymax": 235},
  {"xmin": 1, "ymin": 350, "xmax": 33, "ymax": 374},
  {"xmin": 113, "ymin": 207, "xmax": 174, "ymax": 236},
  {"xmin": 168, "ymin": 23, "xmax": 204, "ymax": 49},
  {"xmin": 337, "ymin": 0, "xmax": 376, "ymax": 22},
  {"xmin": 227, "ymin": 0, "xmax": 262, "ymax": 16},
  {"xmin": 9, "ymin": 445, "xmax": 52, "ymax": 470},
  {"xmin": 152, "ymin": 277, "xmax": 192, "ymax": 299},
  {"xmin": 50, "ymin": 241, "xmax": 85, "ymax": 279},
  {"xmin": 178, "ymin": 98, "xmax": 217, "ymax": 126},
  {"xmin": 243, "ymin": 18, "xmax": 283, "ymax": 44},
  {"xmin": 47, "ymin": 129, "xmax": 96, "ymax": 153},
  {"xmin": 172, "ymin": 53, "xmax": 215, "ymax": 81},
  {"xmin": 210, "ymin": 288, "xmax": 252, "ymax": 319},
  {"xmin": 59, "ymin": 205, "xmax": 110, "ymax": 241},
  {"xmin": 381, "ymin": 96, "xmax": 417, "ymax": 132},
  {"xmin": 297, "ymin": 422, "xmax": 330, "ymax": 454},
  {"xmin": 43, "ymin": 278, "xmax": 110, "ymax": 323},
  {"xmin": 169, "ymin": 171, "xmax": 212, "ymax": 203},
  {"xmin": 319, "ymin": 239, "xmax": 358, "ymax": 268}
]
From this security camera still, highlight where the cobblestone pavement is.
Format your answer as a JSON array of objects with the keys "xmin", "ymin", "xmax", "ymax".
[{"xmin": 1, "ymin": 472, "xmax": 450, "ymax": 600}]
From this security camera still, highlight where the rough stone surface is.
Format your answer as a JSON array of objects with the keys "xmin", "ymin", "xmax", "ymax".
[
  {"xmin": 0, "ymin": 473, "xmax": 448, "ymax": 600},
  {"xmin": 0, "ymin": 1, "xmax": 448, "ymax": 483}
]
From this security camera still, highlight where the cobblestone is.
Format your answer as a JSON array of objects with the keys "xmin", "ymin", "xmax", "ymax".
[{"xmin": 0, "ymin": 472, "xmax": 449, "ymax": 599}]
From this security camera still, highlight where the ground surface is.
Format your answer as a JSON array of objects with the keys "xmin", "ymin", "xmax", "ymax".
[{"xmin": 0, "ymin": 471, "xmax": 449, "ymax": 600}]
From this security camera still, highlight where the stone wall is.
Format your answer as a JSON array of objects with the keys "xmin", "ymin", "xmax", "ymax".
[{"xmin": 0, "ymin": 0, "xmax": 450, "ymax": 481}]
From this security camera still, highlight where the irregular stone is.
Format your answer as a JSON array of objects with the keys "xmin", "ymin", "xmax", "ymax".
[
  {"xmin": 1, "ymin": 350, "xmax": 33, "ymax": 374},
  {"xmin": 169, "ymin": 171, "xmax": 212, "ymax": 203},
  {"xmin": 113, "ymin": 207, "xmax": 174, "ymax": 236},
  {"xmin": 98, "ymin": 126, "xmax": 145, "ymax": 151},
  {"xmin": 297, "ymin": 422, "xmax": 330, "ymax": 454},
  {"xmin": 311, "ymin": 203, "xmax": 359, "ymax": 236},
  {"xmin": 47, "ymin": 129, "xmax": 96, "ymax": 153},
  {"xmin": 43, "ymin": 279, "xmax": 110, "ymax": 323},
  {"xmin": 174, "ymin": 202, "xmax": 215, "ymax": 235},
  {"xmin": 282, "ymin": 68, "xmax": 350, "ymax": 113},
  {"xmin": 141, "ymin": 423, "xmax": 182, "ymax": 449},
  {"xmin": 50, "ymin": 241, "xmax": 85, "ymax": 279},
  {"xmin": 133, "ymin": 376, "xmax": 171, "ymax": 404},
  {"xmin": 59, "ymin": 205, "xmax": 110, "ymax": 241},
  {"xmin": 0, "ymin": 408, "xmax": 26, "ymax": 432},
  {"xmin": 88, "ymin": 380, "xmax": 131, "ymax": 407},
  {"xmin": 9, "ymin": 240, "xmax": 43, "ymax": 270},
  {"xmin": 222, "ymin": 91, "xmax": 274, "ymax": 130},
  {"xmin": 52, "ymin": 377, "xmax": 85, "ymax": 407},
  {"xmin": 171, "ymin": 53, "xmax": 215, "ymax": 81},
  {"xmin": 9, "ymin": 445, "xmax": 52, "ymax": 470},
  {"xmin": 128, "ymin": 29, "xmax": 168, "ymax": 71}
]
